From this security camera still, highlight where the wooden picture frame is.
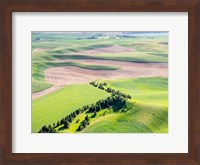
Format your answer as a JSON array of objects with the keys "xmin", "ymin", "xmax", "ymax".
[{"xmin": 0, "ymin": 0, "xmax": 199, "ymax": 164}]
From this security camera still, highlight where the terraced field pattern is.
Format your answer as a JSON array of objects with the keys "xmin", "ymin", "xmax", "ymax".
[{"xmin": 32, "ymin": 32, "xmax": 168, "ymax": 133}]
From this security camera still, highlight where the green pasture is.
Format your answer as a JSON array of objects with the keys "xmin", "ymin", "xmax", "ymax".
[
  {"xmin": 32, "ymin": 84, "xmax": 110, "ymax": 132},
  {"xmin": 83, "ymin": 102, "xmax": 168, "ymax": 133},
  {"xmin": 33, "ymin": 77, "xmax": 168, "ymax": 133},
  {"xmin": 82, "ymin": 77, "xmax": 168, "ymax": 133},
  {"xmin": 32, "ymin": 79, "xmax": 53, "ymax": 93},
  {"xmin": 96, "ymin": 77, "xmax": 168, "ymax": 106},
  {"xmin": 81, "ymin": 77, "xmax": 168, "ymax": 133}
]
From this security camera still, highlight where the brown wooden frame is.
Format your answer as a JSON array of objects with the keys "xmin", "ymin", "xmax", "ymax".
[{"xmin": 0, "ymin": 0, "xmax": 200, "ymax": 165}]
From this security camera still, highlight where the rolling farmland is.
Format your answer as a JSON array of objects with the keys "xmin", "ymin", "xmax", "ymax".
[{"xmin": 32, "ymin": 32, "xmax": 168, "ymax": 133}]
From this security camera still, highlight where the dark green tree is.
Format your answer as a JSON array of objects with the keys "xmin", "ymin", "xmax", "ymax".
[
  {"xmin": 64, "ymin": 121, "xmax": 69, "ymax": 129},
  {"xmin": 61, "ymin": 118, "xmax": 65, "ymax": 125},
  {"xmin": 68, "ymin": 116, "xmax": 72, "ymax": 122},
  {"xmin": 82, "ymin": 120, "xmax": 87, "ymax": 128},
  {"xmin": 38, "ymin": 129, "xmax": 43, "ymax": 133},
  {"xmin": 78, "ymin": 125, "xmax": 84, "ymax": 131},
  {"xmin": 42, "ymin": 125, "xmax": 49, "ymax": 133},
  {"xmin": 94, "ymin": 111, "xmax": 97, "ymax": 117},
  {"xmin": 57, "ymin": 121, "xmax": 60, "ymax": 127},
  {"xmin": 85, "ymin": 115, "xmax": 89, "ymax": 121}
]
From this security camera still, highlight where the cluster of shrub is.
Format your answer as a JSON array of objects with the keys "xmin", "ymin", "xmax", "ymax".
[{"xmin": 38, "ymin": 82, "xmax": 132, "ymax": 133}]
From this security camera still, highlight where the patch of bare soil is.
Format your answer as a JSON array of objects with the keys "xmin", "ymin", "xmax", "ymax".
[
  {"xmin": 44, "ymin": 60, "xmax": 168, "ymax": 86},
  {"xmin": 33, "ymin": 59, "xmax": 167, "ymax": 99},
  {"xmin": 72, "ymin": 45, "xmax": 134, "ymax": 55}
]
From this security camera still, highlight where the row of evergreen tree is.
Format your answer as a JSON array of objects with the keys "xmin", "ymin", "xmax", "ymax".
[
  {"xmin": 89, "ymin": 81, "xmax": 107, "ymax": 90},
  {"xmin": 87, "ymin": 95, "xmax": 126, "ymax": 113},
  {"xmin": 89, "ymin": 81, "xmax": 131, "ymax": 99},
  {"xmin": 38, "ymin": 105, "xmax": 88, "ymax": 133}
]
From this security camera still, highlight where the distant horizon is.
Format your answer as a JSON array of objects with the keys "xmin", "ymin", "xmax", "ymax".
[{"xmin": 32, "ymin": 31, "xmax": 168, "ymax": 34}]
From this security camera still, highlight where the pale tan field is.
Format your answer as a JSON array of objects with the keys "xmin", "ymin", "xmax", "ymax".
[
  {"xmin": 45, "ymin": 60, "xmax": 167, "ymax": 86},
  {"xmin": 32, "ymin": 59, "xmax": 167, "ymax": 99}
]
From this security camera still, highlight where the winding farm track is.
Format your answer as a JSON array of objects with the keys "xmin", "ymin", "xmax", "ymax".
[
  {"xmin": 32, "ymin": 59, "xmax": 168, "ymax": 100},
  {"xmin": 32, "ymin": 86, "xmax": 63, "ymax": 100}
]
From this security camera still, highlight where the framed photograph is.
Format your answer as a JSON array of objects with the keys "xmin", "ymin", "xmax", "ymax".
[
  {"xmin": 1, "ymin": 0, "xmax": 199, "ymax": 165},
  {"xmin": 31, "ymin": 31, "xmax": 169, "ymax": 134}
]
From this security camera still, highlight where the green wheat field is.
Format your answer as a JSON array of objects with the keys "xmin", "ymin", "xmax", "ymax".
[{"xmin": 32, "ymin": 32, "xmax": 168, "ymax": 133}]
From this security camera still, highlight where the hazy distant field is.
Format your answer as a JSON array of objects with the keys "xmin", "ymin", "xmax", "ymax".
[{"xmin": 32, "ymin": 32, "xmax": 168, "ymax": 133}]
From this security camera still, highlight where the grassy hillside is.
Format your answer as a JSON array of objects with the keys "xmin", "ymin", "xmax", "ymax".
[
  {"xmin": 43, "ymin": 77, "xmax": 167, "ymax": 133},
  {"xmin": 83, "ymin": 120, "xmax": 152, "ymax": 133},
  {"xmin": 41, "ymin": 52, "xmax": 167, "ymax": 63},
  {"xmin": 81, "ymin": 77, "xmax": 168, "ymax": 133},
  {"xmin": 32, "ymin": 42, "xmax": 168, "ymax": 63},
  {"xmin": 32, "ymin": 79, "xmax": 53, "ymax": 93},
  {"xmin": 33, "ymin": 77, "xmax": 168, "ymax": 133},
  {"xmin": 101, "ymin": 77, "xmax": 168, "ymax": 106},
  {"xmin": 32, "ymin": 33, "xmax": 168, "ymax": 63},
  {"xmin": 83, "ymin": 103, "xmax": 168, "ymax": 133},
  {"xmin": 32, "ymin": 84, "xmax": 110, "ymax": 132}
]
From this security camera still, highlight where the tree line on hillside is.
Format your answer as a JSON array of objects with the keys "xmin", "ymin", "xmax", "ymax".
[
  {"xmin": 38, "ymin": 107, "xmax": 86, "ymax": 133},
  {"xmin": 87, "ymin": 95, "xmax": 127, "ymax": 113},
  {"xmin": 89, "ymin": 81, "xmax": 131, "ymax": 99},
  {"xmin": 38, "ymin": 81, "xmax": 132, "ymax": 133}
]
